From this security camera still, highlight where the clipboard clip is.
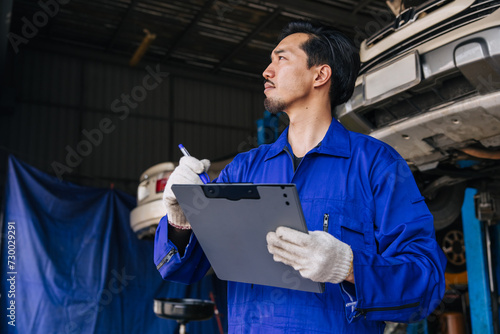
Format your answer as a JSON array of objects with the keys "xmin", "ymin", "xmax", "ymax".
[{"xmin": 202, "ymin": 184, "xmax": 261, "ymax": 201}]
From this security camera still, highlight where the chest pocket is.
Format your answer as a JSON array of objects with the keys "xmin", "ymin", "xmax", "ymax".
[
  {"xmin": 301, "ymin": 198, "xmax": 376, "ymax": 254},
  {"xmin": 336, "ymin": 214, "xmax": 376, "ymax": 253}
]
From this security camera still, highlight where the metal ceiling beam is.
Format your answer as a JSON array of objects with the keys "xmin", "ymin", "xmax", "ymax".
[
  {"xmin": 353, "ymin": 0, "xmax": 375, "ymax": 15},
  {"xmin": 213, "ymin": 8, "xmax": 282, "ymax": 74},
  {"xmin": 269, "ymin": 0, "xmax": 372, "ymax": 28},
  {"xmin": 107, "ymin": 0, "xmax": 139, "ymax": 51},
  {"xmin": 162, "ymin": 0, "xmax": 217, "ymax": 62}
]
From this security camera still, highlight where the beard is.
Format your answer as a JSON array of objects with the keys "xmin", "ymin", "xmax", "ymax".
[{"xmin": 264, "ymin": 97, "xmax": 287, "ymax": 114}]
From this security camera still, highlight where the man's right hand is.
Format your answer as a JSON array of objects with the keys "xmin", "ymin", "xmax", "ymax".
[{"xmin": 163, "ymin": 156, "xmax": 211, "ymax": 230}]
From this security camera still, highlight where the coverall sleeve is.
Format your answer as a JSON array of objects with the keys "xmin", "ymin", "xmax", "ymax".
[
  {"xmin": 153, "ymin": 168, "xmax": 231, "ymax": 284},
  {"xmin": 153, "ymin": 216, "xmax": 212, "ymax": 284},
  {"xmin": 340, "ymin": 158, "xmax": 447, "ymax": 323}
]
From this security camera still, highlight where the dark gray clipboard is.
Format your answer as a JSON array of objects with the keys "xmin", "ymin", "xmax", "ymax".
[{"xmin": 172, "ymin": 183, "xmax": 324, "ymax": 293}]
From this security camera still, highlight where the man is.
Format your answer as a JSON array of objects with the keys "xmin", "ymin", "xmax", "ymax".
[{"xmin": 154, "ymin": 20, "xmax": 446, "ymax": 333}]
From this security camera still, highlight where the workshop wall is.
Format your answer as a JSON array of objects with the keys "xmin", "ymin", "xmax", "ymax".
[{"xmin": 0, "ymin": 46, "xmax": 264, "ymax": 199}]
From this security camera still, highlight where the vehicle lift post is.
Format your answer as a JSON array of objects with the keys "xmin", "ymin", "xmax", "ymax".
[{"xmin": 462, "ymin": 188, "xmax": 500, "ymax": 334}]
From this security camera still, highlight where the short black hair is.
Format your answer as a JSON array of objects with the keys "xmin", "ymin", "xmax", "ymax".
[{"xmin": 279, "ymin": 20, "xmax": 360, "ymax": 108}]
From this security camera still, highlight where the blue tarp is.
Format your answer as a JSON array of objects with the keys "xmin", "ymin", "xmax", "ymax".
[{"xmin": 1, "ymin": 156, "xmax": 225, "ymax": 334}]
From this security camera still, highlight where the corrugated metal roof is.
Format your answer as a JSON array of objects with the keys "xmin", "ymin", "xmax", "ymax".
[{"xmin": 10, "ymin": 0, "xmax": 392, "ymax": 79}]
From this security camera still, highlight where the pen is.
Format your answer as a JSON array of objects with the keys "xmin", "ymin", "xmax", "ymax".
[{"xmin": 178, "ymin": 144, "xmax": 210, "ymax": 184}]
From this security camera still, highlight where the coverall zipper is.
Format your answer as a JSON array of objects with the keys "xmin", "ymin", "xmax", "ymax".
[
  {"xmin": 283, "ymin": 146, "xmax": 305, "ymax": 174},
  {"xmin": 354, "ymin": 301, "xmax": 421, "ymax": 318},
  {"xmin": 156, "ymin": 248, "xmax": 178, "ymax": 270},
  {"xmin": 323, "ymin": 213, "xmax": 329, "ymax": 232}
]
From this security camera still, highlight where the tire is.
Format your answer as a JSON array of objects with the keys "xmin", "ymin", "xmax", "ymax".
[
  {"xmin": 426, "ymin": 183, "xmax": 466, "ymax": 231},
  {"xmin": 436, "ymin": 217, "xmax": 466, "ymax": 273}
]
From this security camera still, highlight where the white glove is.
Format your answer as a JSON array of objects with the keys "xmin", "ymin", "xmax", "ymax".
[
  {"xmin": 163, "ymin": 156, "xmax": 211, "ymax": 229},
  {"xmin": 266, "ymin": 226, "xmax": 353, "ymax": 284}
]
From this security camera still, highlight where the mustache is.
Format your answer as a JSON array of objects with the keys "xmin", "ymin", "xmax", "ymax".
[{"xmin": 263, "ymin": 79, "xmax": 275, "ymax": 86}]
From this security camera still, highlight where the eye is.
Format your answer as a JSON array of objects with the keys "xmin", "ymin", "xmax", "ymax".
[{"xmin": 278, "ymin": 56, "xmax": 285, "ymax": 61}]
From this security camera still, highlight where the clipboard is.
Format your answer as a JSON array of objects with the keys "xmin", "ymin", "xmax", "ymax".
[{"xmin": 171, "ymin": 183, "xmax": 325, "ymax": 293}]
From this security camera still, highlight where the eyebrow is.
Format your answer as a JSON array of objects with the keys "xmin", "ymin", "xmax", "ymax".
[{"xmin": 270, "ymin": 49, "xmax": 287, "ymax": 61}]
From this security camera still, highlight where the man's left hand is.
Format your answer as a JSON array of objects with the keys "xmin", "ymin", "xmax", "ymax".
[{"xmin": 266, "ymin": 226, "xmax": 353, "ymax": 284}]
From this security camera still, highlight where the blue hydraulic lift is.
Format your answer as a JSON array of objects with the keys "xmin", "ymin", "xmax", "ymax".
[{"xmin": 462, "ymin": 188, "xmax": 500, "ymax": 334}]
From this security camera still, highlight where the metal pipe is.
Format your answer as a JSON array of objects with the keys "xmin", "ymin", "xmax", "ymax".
[
  {"xmin": 129, "ymin": 29, "xmax": 156, "ymax": 67},
  {"xmin": 460, "ymin": 147, "xmax": 500, "ymax": 160}
]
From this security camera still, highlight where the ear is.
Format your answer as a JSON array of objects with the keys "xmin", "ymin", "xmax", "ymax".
[{"xmin": 313, "ymin": 64, "xmax": 332, "ymax": 89}]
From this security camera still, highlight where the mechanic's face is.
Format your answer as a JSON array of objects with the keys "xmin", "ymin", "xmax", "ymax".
[{"xmin": 262, "ymin": 33, "xmax": 316, "ymax": 114}]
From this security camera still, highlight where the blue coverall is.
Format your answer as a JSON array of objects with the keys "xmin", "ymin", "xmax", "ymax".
[{"xmin": 154, "ymin": 119, "xmax": 447, "ymax": 333}]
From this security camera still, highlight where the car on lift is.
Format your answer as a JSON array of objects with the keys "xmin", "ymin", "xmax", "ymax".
[
  {"xmin": 335, "ymin": 0, "xmax": 500, "ymax": 272},
  {"xmin": 130, "ymin": 162, "xmax": 175, "ymax": 240}
]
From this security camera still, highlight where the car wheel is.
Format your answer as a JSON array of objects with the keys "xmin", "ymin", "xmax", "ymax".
[
  {"xmin": 426, "ymin": 183, "xmax": 466, "ymax": 231},
  {"xmin": 436, "ymin": 218, "xmax": 466, "ymax": 273}
]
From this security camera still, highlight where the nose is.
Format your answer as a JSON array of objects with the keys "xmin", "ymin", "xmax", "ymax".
[{"xmin": 262, "ymin": 63, "xmax": 274, "ymax": 79}]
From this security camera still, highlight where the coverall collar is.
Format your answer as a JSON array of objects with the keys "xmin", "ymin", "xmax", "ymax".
[{"xmin": 265, "ymin": 118, "xmax": 351, "ymax": 161}]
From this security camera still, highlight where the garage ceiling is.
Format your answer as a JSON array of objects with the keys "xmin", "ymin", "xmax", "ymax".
[{"xmin": 10, "ymin": 0, "xmax": 393, "ymax": 79}]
